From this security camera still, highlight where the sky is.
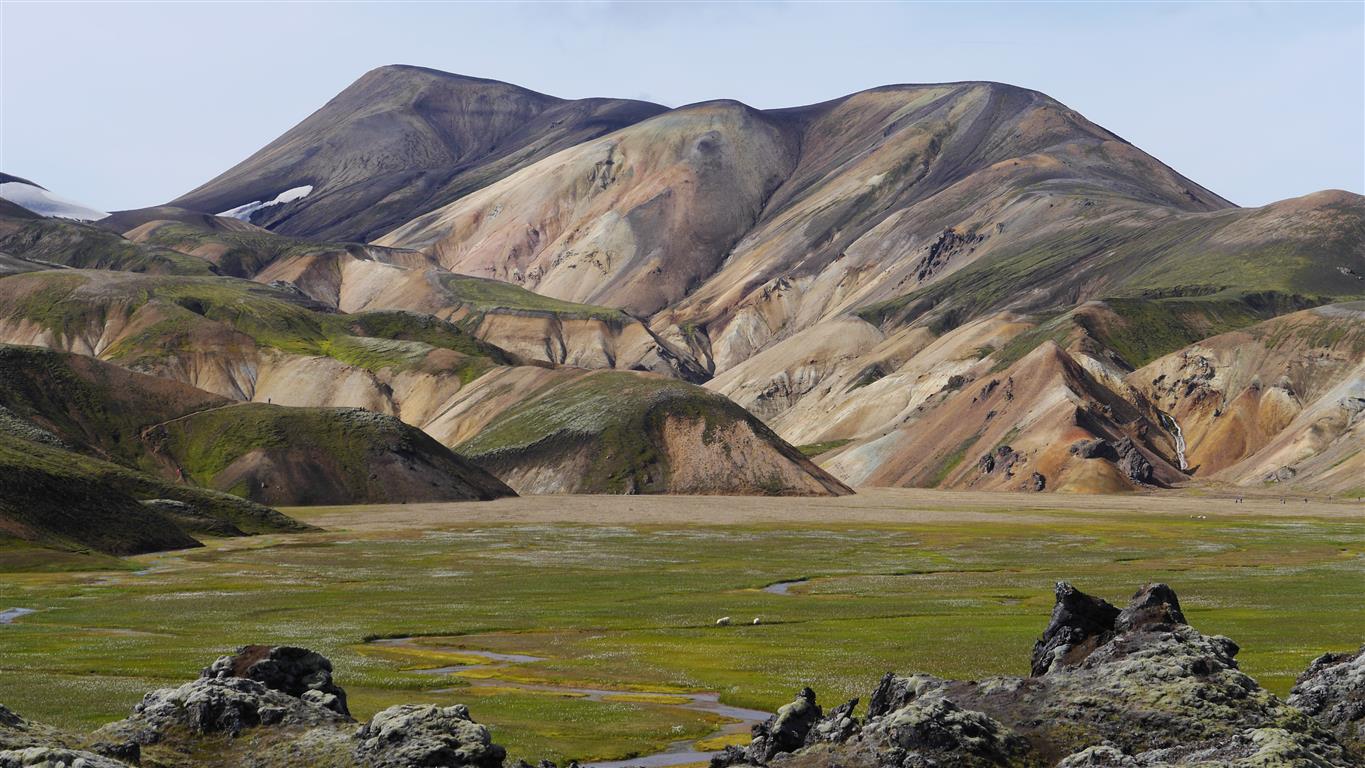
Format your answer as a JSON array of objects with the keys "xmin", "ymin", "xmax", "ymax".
[{"xmin": 1, "ymin": 1, "xmax": 1361, "ymax": 211}]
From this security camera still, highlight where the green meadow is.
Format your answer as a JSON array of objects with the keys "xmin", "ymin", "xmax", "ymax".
[{"xmin": 0, "ymin": 498, "xmax": 1361, "ymax": 764}]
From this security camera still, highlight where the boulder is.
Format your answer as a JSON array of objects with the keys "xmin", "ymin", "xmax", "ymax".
[
  {"xmin": 859, "ymin": 697, "xmax": 1029, "ymax": 767},
  {"xmin": 0, "ymin": 747, "xmax": 132, "ymax": 768},
  {"xmin": 1288, "ymin": 644, "xmax": 1365, "ymax": 754},
  {"xmin": 0, "ymin": 708, "xmax": 19, "ymax": 730},
  {"xmin": 355, "ymin": 704, "xmax": 506, "ymax": 768},
  {"xmin": 97, "ymin": 676, "xmax": 349, "ymax": 746},
  {"xmin": 745, "ymin": 688, "xmax": 821, "ymax": 764},
  {"xmin": 202, "ymin": 644, "xmax": 349, "ymax": 716},
  {"xmin": 1114, "ymin": 582, "xmax": 1187, "ymax": 633}
]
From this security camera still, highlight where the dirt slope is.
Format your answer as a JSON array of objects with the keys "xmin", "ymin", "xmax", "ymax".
[
  {"xmin": 1133, "ymin": 303, "xmax": 1365, "ymax": 494},
  {"xmin": 823, "ymin": 341, "xmax": 1183, "ymax": 493}
]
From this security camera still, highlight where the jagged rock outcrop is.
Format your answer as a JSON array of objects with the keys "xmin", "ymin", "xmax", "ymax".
[
  {"xmin": 1069, "ymin": 437, "xmax": 1154, "ymax": 485},
  {"xmin": 1030, "ymin": 581, "xmax": 1121, "ymax": 676},
  {"xmin": 713, "ymin": 583, "xmax": 1353, "ymax": 768},
  {"xmin": 713, "ymin": 689, "xmax": 823, "ymax": 767},
  {"xmin": 804, "ymin": 698, "xmax": 859, "ymax": 745},
  {"xmin": 1289, "ymin": 644, "xmax": 1365, "ymax": 756},
  {"xmin": 748, "ymin": 688, "xmax": 821, "ymax": 763},
  {"xmin": 354, "ymin": 705, "xmax": 505, "ymax": 768},
  {"xmin": 1113, "ymin": 437, "xmax": 1155, "ymax": 485}
]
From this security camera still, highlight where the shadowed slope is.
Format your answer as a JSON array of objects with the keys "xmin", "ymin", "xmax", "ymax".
[{"xmin": 172, "ymin": 65, "xmax": 666, "ymax": 241}]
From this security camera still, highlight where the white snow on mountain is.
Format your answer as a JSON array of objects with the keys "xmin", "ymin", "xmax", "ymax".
[
  {"xmin": 0, "ymin": 181, "xmax": 109, "ymax": 221},
  {"xmin": 217, "ymin": 185, "xmax": 314, "ymax": 221}
]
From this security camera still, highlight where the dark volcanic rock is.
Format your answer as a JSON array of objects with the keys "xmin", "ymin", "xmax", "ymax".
[
  {"xmin": 1030, "ymin": 581, "xmax": 1120, "ymax": 676},
  {"xmin": 1070, "ymin": 438, "xmax": 1117, "ymax": 461},
  {"xmin": 1113, "ymin": 437, "xmax": 1154, "ymax": 485},
  {"xmin": 1289, "ymin": 644, "xmax": 1365, "ymax": 754},
  {"xmin": 355, "ymin": 704, "xmax": 506, "ymax": 768},
  {"xmin": 747, "ymin": 688, "xmax": 821, "ymax": 763},
  {"xmin": 805, "ymin": 698, "xmax": 859, "ymax": 745},
  {"xmin": 94, "ymin": 646, "xmax": 353, "ymax": 751},
  {"xmin": 1028, "ymin": 471, "xmax": 1046, "ymax": 491},
  {"xmin": 1070, "ymin": 437, "xmax": 1155, "ymax": 485},
  {"xmin": 203, "ymin": 644, "xmax": 350, "ymax": 716},
  {"xmin": 99, "ymin": 676, "xmax": 349, "ymax": 745},
  {"xmin": 739, "ymin": 583, "xmax": 1353, "ymax": 768},
  {"xmin": 1114, "ymin": 582, "xmax": 1187, "ymax": 633}
]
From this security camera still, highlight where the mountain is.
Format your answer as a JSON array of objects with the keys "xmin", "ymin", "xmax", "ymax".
[
  {"xmin": 13, "ymin": 66, "xmax": 1364, "ymax": 497},
  {"xmin": 170, "ymin": 65, "xmax": 666, "ymax": 241}
]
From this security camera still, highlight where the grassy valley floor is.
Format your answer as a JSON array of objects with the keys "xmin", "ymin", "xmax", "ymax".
[{"xmin": 0, "ymin": 489, "xmax": 1361, "ymax": 764}]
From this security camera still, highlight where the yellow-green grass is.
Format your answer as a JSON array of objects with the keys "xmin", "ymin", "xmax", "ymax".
[{"xmin": 0, "ymin": 502, "xmax": 1360, "ymax": 764}]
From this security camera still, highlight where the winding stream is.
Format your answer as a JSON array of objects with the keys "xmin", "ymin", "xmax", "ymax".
[{"xmin": 370, "ymin": 636, "xmax": 769, "ymax": 768}]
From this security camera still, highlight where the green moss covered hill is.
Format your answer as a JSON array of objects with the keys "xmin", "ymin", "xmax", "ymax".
[
  {"xmin": 459, "ymin": 370, "xmax": 851, "ymax": 496},
  {"xmin": 0, "ymin": 344, "xmax": 513, "ymax": 562},
  {"xmin": 145, "ymin": 403, "xmax": 512, "ymax": 505}
]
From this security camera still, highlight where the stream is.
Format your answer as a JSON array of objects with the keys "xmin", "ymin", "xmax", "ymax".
[
  {"xmin": 0, "ymin": 607, "xmax": 35, "ymax": 624},
  {"xmin": 761, "ymin": 578, "xmax": 807, "ymax": 596},
  {"xmin": 1158, "ymin": 411, "xmax": 1189, "ymax": 471},
  {"xmin": 370, "ymin": 636, "xmax": 770, "ymax": 768}
]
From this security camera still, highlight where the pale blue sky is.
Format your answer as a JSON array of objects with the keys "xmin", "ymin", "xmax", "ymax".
[{"xmin": 2, "ymin": 1, "xmax": 1361, "ymax": 211}]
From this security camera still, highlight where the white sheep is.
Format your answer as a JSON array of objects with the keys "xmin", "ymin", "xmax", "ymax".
[{"xmin": 716, "ymin": 616, "xmax": 731, "ymax": 626}]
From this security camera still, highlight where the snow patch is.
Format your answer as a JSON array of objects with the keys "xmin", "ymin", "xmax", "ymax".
[
  {"xmin": 217, "ymin": 185, "xmax": 314, "ymax": 221},
  {"xmin": 0, "ymin": 182, "xmax": 109, "ymax": 221}
]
